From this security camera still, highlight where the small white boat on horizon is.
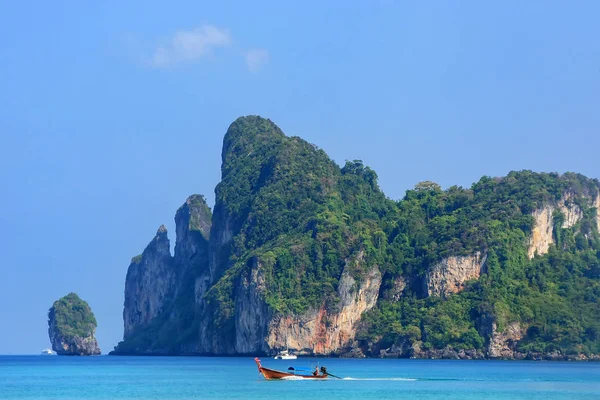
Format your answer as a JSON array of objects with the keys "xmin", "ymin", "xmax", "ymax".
[
  {"xmin": 41, "ymin": 348, "xmax": 56, "ymax": 355},
  {"xmin": 274, "ymin": 348, "xmax": 297, "ymax": 360}
]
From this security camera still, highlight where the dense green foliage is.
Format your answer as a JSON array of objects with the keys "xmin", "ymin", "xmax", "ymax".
[
  {"xmin": 361, "ymin": 171, "xmax": 600, "ymax": 355},
  {"xmin": 49, "ymin": 293, "xmax": 97, "ymax": 339},
  {"xmin": 118, "ymin": 116, "xmax": 600, "ymax": 357},
  {"xmin": 206, "ymin": 117, "xmax": 600, "ymax": 356},
  {"xmin": 207, "ymin": 117, "xmax": 396, "ymax": 328}
]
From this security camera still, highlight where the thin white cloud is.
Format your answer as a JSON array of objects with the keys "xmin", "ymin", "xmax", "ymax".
[
  {"xmin": 150, "ymin": 25, "xmax": 231, "ymax": 67},
  {"xmin": 245, "ymin": 49, "xmax": 269, "ymax": 73}
]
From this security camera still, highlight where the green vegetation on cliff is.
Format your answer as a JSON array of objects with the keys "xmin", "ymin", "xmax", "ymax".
[
  {"xmin": 209, "ymin": 118, "xmax": 600, "ymax": 356},
  {"xmin": 116, "ymin": 115, "xmax": 600, "ymax": 358},
  {"xmin": 49, "ymin": 293, "xmax": 97, "ymax": 340},
  {"xmin": 360, "ymin": 171, "xmax": 600, "ymax": 355},
  {"xmin": 207, "ymin": 117, "xmax": 395, "ymax": 329}
]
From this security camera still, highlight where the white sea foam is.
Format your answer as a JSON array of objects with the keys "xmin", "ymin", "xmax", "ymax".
[
  {"xmin": 281, "ymin": 376, "xmax": 309, "ymax": 380},
  {"xmin": 280, "ymin": 376, "xmax": 417, "ymax": 381},
  {"xmin": 341, "ymin": 377, "xmax": 417, "ymax": 381}
]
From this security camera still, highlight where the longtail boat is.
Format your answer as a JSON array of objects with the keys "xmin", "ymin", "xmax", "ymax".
[{"xmin": 254, "ymin": 357, "xmax": 329, "ymax": 380}]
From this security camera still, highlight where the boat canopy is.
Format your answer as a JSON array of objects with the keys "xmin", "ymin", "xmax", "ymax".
[{"xmin": 287, "ymin": 367, "xmax": 314, "ymax": 371}]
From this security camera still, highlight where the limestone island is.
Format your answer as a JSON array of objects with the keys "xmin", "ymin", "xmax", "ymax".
[
  {"xmin": 110, "ymin": 116, "xmax": 600, "ymax": 360},
  {"xmin": 48, "ymin": 293, "xmax": 101, "ymax": 355}
]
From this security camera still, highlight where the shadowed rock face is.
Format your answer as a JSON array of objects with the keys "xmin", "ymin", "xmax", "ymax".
[
  {"xmin": 123, "ymin": 225, "xmax": 175, "ymax": 339},
  {"xmin": 48, "ymin": 293, "xmax": 101, "ymax": 356},
  {"xmin": 115, "ymin": 196, "xmax": 212, "ymax": 355},
  {"xmin": 175, "ymin": 195, "xmax": 211, "ymax": 266},
  {"xmin": 174, "ymin": 194, "xmax": 212, "ymax": 306}
]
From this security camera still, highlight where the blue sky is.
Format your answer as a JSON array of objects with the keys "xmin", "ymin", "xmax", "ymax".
[{"xmin": 1, "ymin": 1, "xmax": 599, "ymax": 354}]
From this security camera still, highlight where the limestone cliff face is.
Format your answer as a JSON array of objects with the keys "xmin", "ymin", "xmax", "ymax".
[
  {"xmin": 123, "ymin": 225, "xmax": 176, "ymax": 339},
  {"xmin": 528, "ymin": 207, "xmax": 555, "ymax": 259},
  {"xmin": 595, "ymin": 195, "xmax": 600, "ymax": 232},
  {"xmin": 528, "ymin": 192, "xmax": 591, "ymax": 259},
  {"xmin": 425, "ymin": 252, "xmax": 487, "ymax": 297},
  {"xmin": 266, "ymin": 255, "xmax": 382, "ymax": 355},
  {"xmin": 206, "ymin": 204, "xmax": 235, "ymax": 284},
  {"xmin": 234, "ymin": 258, "xmax": 270, "ymax": 354},
  {"xmin": 112, "ymin": 196, "xmax": 212, "ymax": 355},
  {"xmin": 487, "ymin": 321, "xmax": 522, "ymax": 359},
  {"xmin": 175, "ymin": 195, "xmax": 211, "ymax": 266},
  {"xmin": 174, "ymin": 195, "xmax": 212, "ymax": 305},
  {"xmin": 559, "ymin": 192, "xmax": 584, "ymax": 228},
  {"xmin": 193, "ymin": 203, "xmax": 233, "ymax": 354},
  {"xmin": 49, "ymin": 329, "xmax": 101, "ymax": 356},
  {"xmin": 191, "ymin": 253, "xmax": 382, "ymax": 356}
]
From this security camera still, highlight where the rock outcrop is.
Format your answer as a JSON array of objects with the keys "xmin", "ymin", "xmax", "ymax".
[
  {"xmin": 487, "ymin": 321, "xmax": 522, "ymax": 359},
  {"xmin": 112, "ymin": 196, "xmax": 212, "ymax": 355},
  {"xmin": 123, "ymin": 225, "xmax": 175, "ymax": 339},
  {"xmin": 233, "ymin": 258, "xmax": 270, "ymax": 354},
  {"xmin": 527, "ymin": 192, "xmax": 591, "ymax": 259},
  {"xmin": 266, "ymin": 256, "xmax": 381, "ymax": 355},
  {"xmin": 425, "ymin": 252, "xmax": 487, "ymax": 297},
  {"xmin": 174, "ymin": 195, "xmax": 212, "ymax": 305},
  {"xmin": 528, "ymin": 206, "xmax": 555, "ymax": 259},
  {"xmin": 382, "ymin": 276, "xmax": 407, "ymax": 302},
  {"xmin": 595, "ymin": 195, "xmax": 600, "ymax": 232},
  {"xmin": 48, "ymin": 293, "xmax": 101, "ymax": 356},
  {"xmin": 174, "ymin": 195, "xmax": 211, "ymax": 266}
]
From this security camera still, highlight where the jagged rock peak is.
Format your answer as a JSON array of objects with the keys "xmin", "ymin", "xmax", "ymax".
[
  {"xmin": 174, "ymin": 194, "xmax": 212, "ymax": 268},
  {"xmin": 147, "ymin": 225, "xmax": 170, "ymax": 251},
  {"xmin": 123, "ymin": 225, "xmax": 175, "ymax": 339},
  {"xmin": 175, "ymin": 194, "xmax": 212, "ymax": 240},
  {"xmin": 48, "ymin": 293, "xmax": 101, "ymax": 356}
]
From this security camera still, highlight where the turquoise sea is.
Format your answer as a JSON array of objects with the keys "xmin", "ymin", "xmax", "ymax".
[{"xmin": 1, "ymin": 356, "xmax": 599, "ymax": 400}]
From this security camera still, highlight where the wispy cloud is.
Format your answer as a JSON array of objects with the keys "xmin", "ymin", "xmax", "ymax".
[
  {"xmin": 244, "ymin": 49, "xmax": 269, "ymax": 73},
  {"xmin": 150, "ymin": 25, "xmax": 231, "ymax": 67}
]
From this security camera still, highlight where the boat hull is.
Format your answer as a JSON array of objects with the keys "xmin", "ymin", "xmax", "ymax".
[{"xmin": 255, "ymin": 358, "xmax": 327, "ymax": 380}]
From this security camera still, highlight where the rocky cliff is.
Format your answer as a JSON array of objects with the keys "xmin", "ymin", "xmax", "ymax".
[
  {"xmin": 266, "ymin": 254, "xmax": 382, "ymax": 355},
  {"xmin": 123, "ymin": 225, "xmax": 175, "ymax": 339},
  {"xmin": 487, "ymin": 321, "xmax": 522, "ymax": 359},
  {"xmin": 425, "ymin": 252, "xmax": 487, "ymax": 297},
  {"xmin": 528, "ymin": 206, "xmax": 555, "ymax": 259},
  {"xmin": 528, "ymin": 191, "xmax": 599, "ymax": 258},
  {"xmin": 595, "ymin": 195, "xmax": 600, "ymax": 232},
  {"xmin": 116, "ymin": 195, "xmax": 211, "ymax": 354},
  {"xmin": 112, "ymin": 116, "xmax": 600, "ymax": 360},
  {"xmin": 48, "ymin": 293, "xmax": 101, "ymax": 356}
]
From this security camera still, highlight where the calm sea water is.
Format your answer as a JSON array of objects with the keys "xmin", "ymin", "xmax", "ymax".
[{"xmin": 1, "ymin": 356, "xmax": 599, "ymax": 400}]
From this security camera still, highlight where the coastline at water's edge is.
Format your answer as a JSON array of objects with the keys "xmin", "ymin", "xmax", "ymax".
[{"xmin": 107, "ymin": 348, "xmax": 600, "ymax": 361}]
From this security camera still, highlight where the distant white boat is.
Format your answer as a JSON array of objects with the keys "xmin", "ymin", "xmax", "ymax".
[
  {"xmin": 41, "ymin": 348, "xmax": 56, "ymax": 355},
  {"xmin": 274, "ymin": 348, "xmax": 297, "ymax": 360}
]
